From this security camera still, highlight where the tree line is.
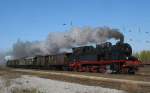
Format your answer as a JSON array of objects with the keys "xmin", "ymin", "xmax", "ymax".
[{"xmin": 134, "ymin": 50, "xmax": 150, "ymax": 64}]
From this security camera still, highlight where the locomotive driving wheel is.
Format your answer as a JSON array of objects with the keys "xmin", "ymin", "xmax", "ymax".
[
  {"xmin": 128, "ymin": 67, "xmax": 135, "ymax": 74},
  {"xmin": 110, "ymin": 63, "xmax": 120, "ymax": 74},
  {"xmin": 85, "ymin": 66, "xmax": 91, "ymax": 72},
  {"xmin": 91, "ymin": 66, "xmax": 99, "ymax": 73},
  {"xmin": 98, "ymin": 65, "xmax": 106, "ymax": 73}
]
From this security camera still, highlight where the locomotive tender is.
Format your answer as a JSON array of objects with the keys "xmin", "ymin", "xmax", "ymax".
[{"xmin": 7, "ymin": 42, "xmax": 141, "ymax": 74}]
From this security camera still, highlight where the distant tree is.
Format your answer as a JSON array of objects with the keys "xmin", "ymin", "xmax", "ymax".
[{"xmin": 134, "ymin": 51, "xmax": 150, "ymax": 64}]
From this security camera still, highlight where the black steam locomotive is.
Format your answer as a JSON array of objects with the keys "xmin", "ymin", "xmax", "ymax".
[{"xmin": 7, "ymin": 42, "xmax": 141, "ymax": 74}]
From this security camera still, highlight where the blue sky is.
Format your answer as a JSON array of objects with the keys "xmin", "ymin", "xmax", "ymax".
[{"xmin": 0, "ymin": 0, "xmax": 150, "ymax": 52}]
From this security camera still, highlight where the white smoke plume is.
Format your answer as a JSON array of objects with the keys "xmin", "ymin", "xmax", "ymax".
[
  {"xmin": 11, "ymin": 26, "xmax": 124, "ymax": 59},
  {"xmin": 0, "ymin": 52, "xmax": 12, "ymax": 66},
  {"xmin": 0, "ymin": 53, "xmax": 6, "ymax": 66}
]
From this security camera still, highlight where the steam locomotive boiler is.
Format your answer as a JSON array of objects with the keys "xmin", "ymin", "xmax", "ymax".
[{"xmin": 7, "ymin": 42, "xmax": 141, "ymax": 74}]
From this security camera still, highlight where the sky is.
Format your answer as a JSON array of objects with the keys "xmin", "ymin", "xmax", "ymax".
[{"xmin": 0, "ymin": 0, "xmax": 150, "ymax": 52}]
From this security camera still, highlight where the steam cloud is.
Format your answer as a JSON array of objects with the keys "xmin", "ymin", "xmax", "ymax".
[
  {"xmin": 11, "ymin": 26, "xmax": 124, "ymax": 59},
  {"xmin": 0, "ymin": 52, "xmax": 11, "ymax": 66},
  {"xmin": 0, "ymin": 53, "xmax": 5, "ymax": 66}
]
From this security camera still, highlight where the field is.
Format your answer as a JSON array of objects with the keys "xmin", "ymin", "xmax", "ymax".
[{"xmin": 0, "ymin": 66, "xmax": 149, "ymax": 93}]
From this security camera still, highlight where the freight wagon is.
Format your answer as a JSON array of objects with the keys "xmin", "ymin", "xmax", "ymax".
[{"xmin": 7, "ymin": 53, "xmax": 73, "ymax": 70}]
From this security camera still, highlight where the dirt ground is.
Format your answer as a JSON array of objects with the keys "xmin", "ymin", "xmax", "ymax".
[
  {"xmin": 0, "ymin": 75, "xmax": 125, "ymax": 93},
  {"xmin": 0, "ymin": 66, "xmax": 150, "ymax": 93}
]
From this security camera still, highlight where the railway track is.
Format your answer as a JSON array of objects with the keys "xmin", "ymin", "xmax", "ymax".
[
  {"xmin": 11, "ymin": 68, "xmax": 150, "ymax": 82},
  {"xmin": 136, "ymin": 72, "xmax": 150, "ymax": 77}
]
